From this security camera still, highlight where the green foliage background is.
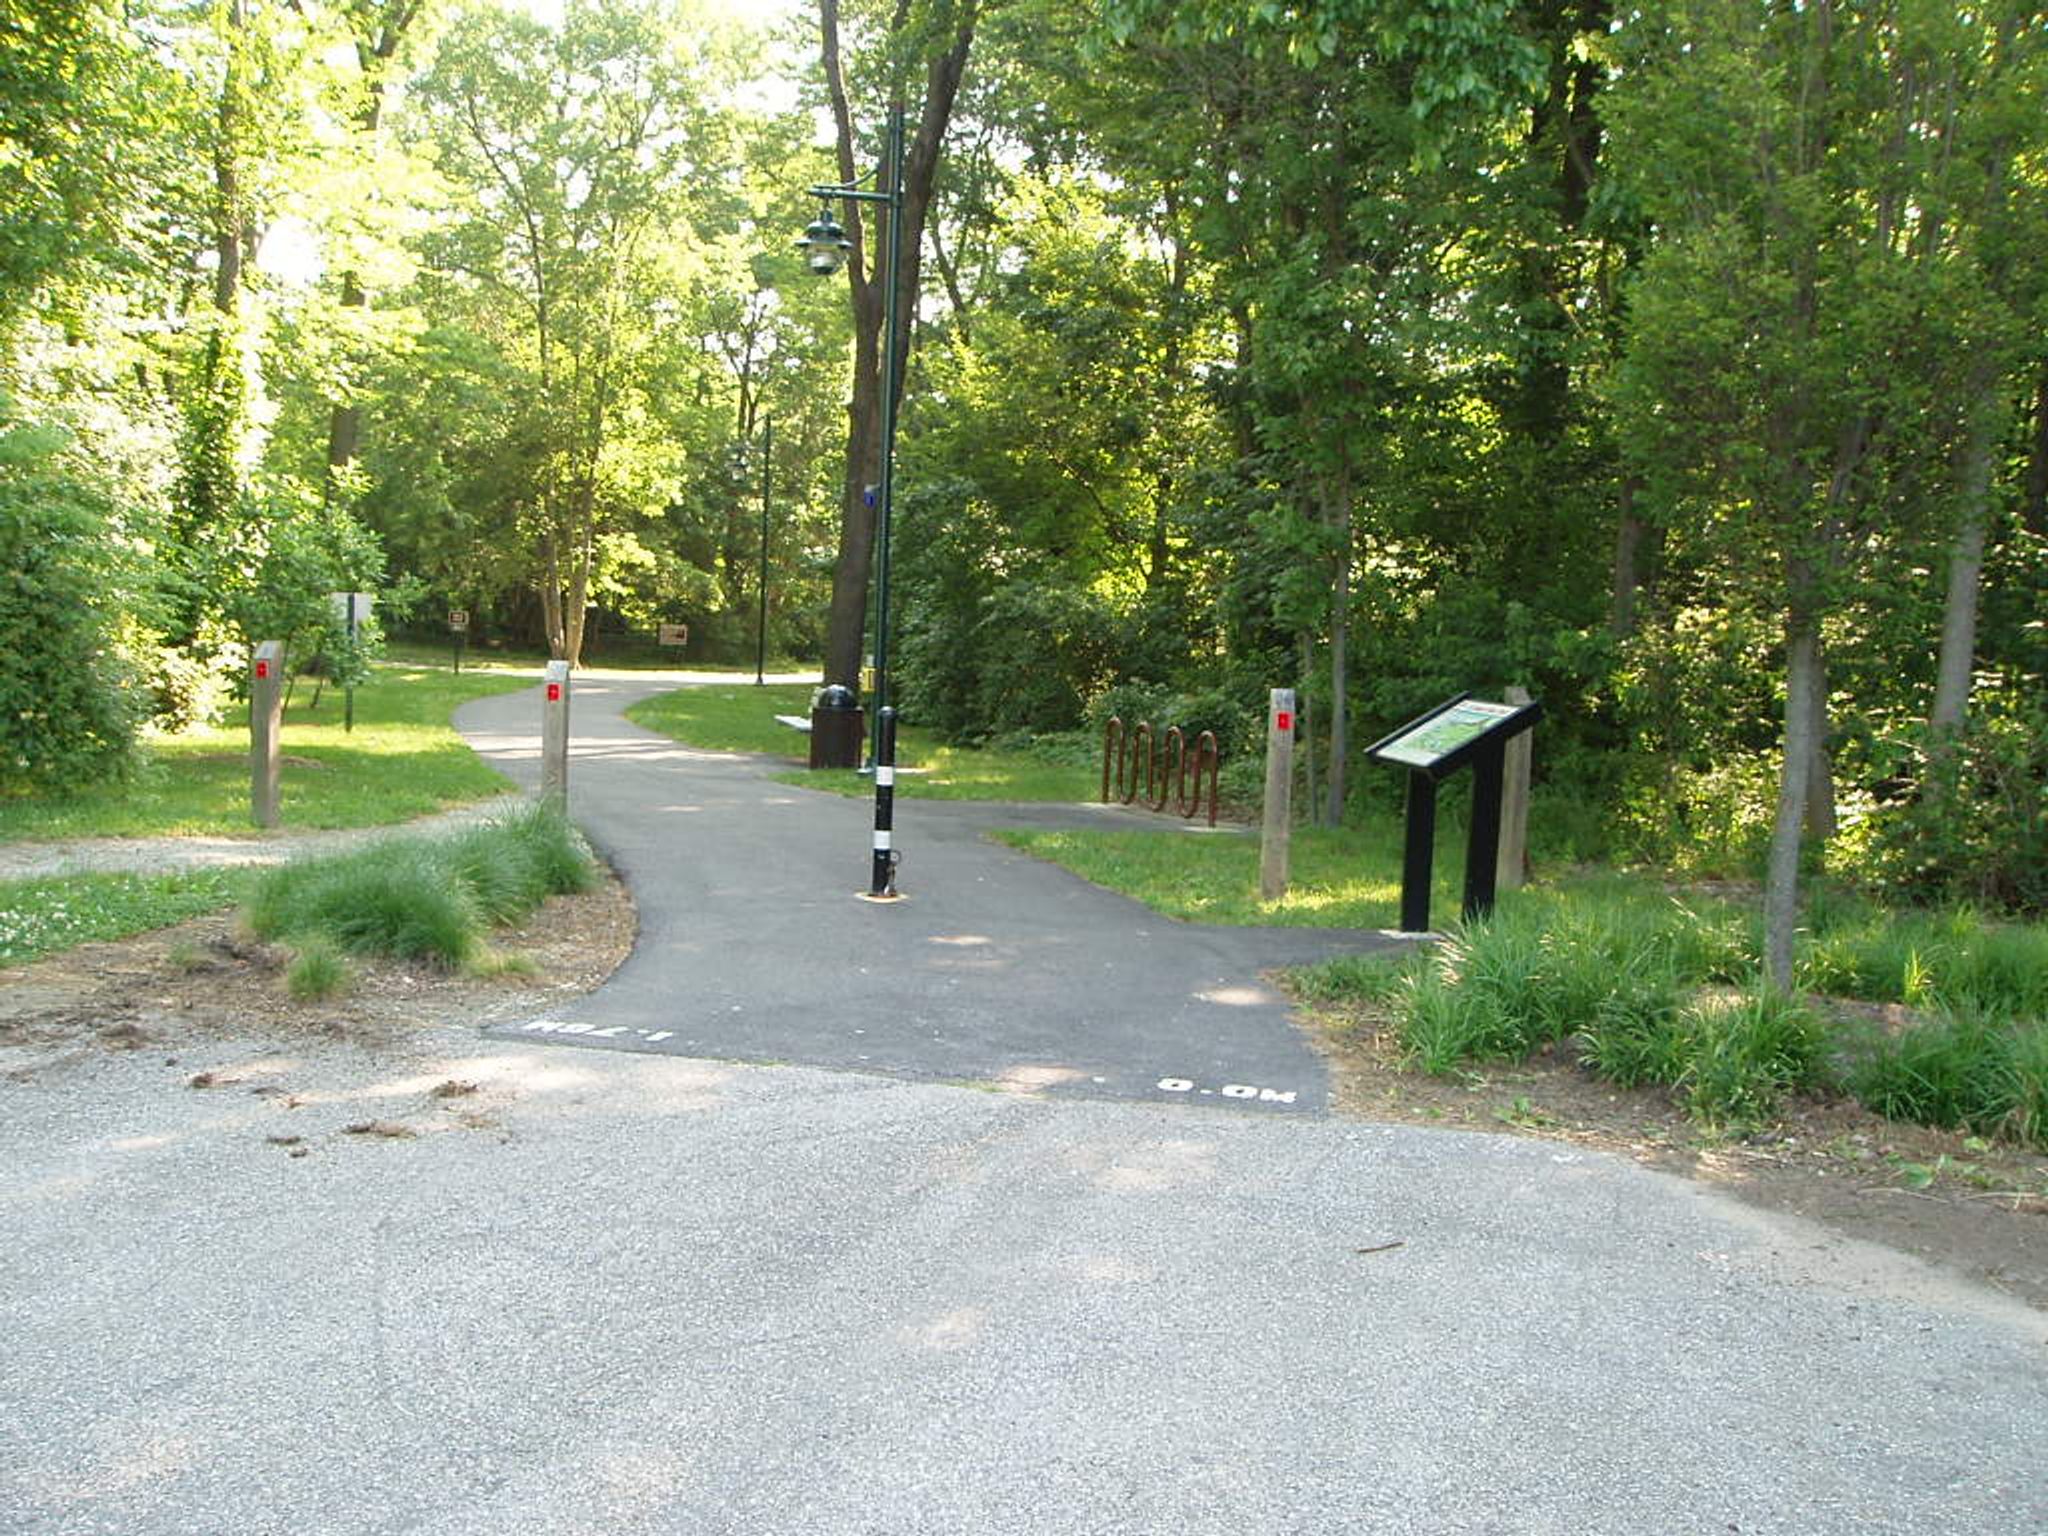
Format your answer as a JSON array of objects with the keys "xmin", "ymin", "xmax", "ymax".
[{"xmin": 2, "ymin": 0, "xmax": 2042, "ymax": 920}]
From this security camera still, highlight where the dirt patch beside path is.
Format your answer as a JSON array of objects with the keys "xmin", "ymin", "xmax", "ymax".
[
  {"xmin": 0, "ymin": 870, "xmax": 634, "ymax": 1072},
  {"xmin": 1298, "ymin": 998, "xmax": 2048, "ymax": 1311}
]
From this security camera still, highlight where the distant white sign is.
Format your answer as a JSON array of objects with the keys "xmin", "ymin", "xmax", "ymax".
[
  {"xmin": 328, "ymin": 591, "xmax": 375, "ymax": 628},
  {"xmin": 658, "ymin": 622, "xmax": 688, "ymax": 647}
]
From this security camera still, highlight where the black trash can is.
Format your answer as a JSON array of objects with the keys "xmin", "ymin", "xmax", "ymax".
[{"xmin": 809, "ymin": 684, "xmax": 866, "ymax": 769}]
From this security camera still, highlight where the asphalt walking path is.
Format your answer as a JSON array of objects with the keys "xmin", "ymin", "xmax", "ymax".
[
  {"xmin": 3, "ymin": 670, "xmax": 2043, "ymax": 1535},
  {"xmin": 461, "ymin": 672, "xmax": 1402, "ymax": 1112}
]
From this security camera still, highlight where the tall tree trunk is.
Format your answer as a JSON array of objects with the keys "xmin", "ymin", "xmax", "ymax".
[
  {"xmin": 324, "ymin": 272, "xmax": 367, "ymax": 488},
  {"xmin": 1609, "ymin": 477, "xmax": 1661, "ymax": 636},
  {"xmin": 1765, "ymin": 569, "xmax": 1825, "ymax": 992},
  {"xmin": 324, "ymin": 3, "xmax": 424, "ymax": 499},
  {"xmin": 2023, "ymin": 362, "xmax": 2048, "ymax": 541},
  {"xmin": 1323, "ymin": 467, "xmax": 1352, "ymax": 829},
  {"xmin": 1930, "ymin": 398, "xmax": 2002, "ymax": 731},
  {"xmin": 1297, "ymin": 631, "xmax": 1318, "ymax": 820},
  {"xmin": 1803, "ymin": 645, "xmax": 1835, "ymax": 845},
  {"xmin": 169, "ymin": 0, "xmax": 251, "ymax": 652},
  {"xmin": 1505, "ymin": 0, "xmax": 1609, "ymax": 449},
  {"xmin": 539, "ymin": 537, "xmax": 565, "ymax": 659},
  {"xmin": 817, "ymin": 0, "xmax": 979, "ymax": 691}
]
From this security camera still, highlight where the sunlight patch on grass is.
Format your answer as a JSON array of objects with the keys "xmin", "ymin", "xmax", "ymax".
[
  {"xmin": 993, "ymin": 823, "xmax": 1459, "ymax": 929},
  {"xmin": 630, "ymin": 684, "xmax": 1098, "ymax": 801},
  {"xmin": 0, "ymin": 664, "xmax": 528, "ymax": 842}
]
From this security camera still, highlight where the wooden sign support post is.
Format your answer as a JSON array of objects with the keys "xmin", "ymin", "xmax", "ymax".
[
  {"xmin": 1496, "ymin": 684, "xmax": 1533, "ymax": 893},
  {"xmin": 541, "ymin": 660, "xmax": 571, "ymax": 807},
  {"xmin": 1260, "ymin": 688, "xmax": 1296, "ymax": 901},
  {"xmin": 250, "ymin": 641, "xmax": 285, "ymax": 828}
]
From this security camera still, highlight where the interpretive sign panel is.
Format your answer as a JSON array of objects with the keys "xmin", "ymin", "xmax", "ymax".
[
  {"xmin": 1373, "ymin": 699, "xmax": 1520, "ymax": 771},
  {"xmin": 1368, "ymin": 696, "xmax": 1538, "ymax": 779},
  {"xmin": 1365, "ymin": 691, "xmax": 1544, "ymax": 932}
]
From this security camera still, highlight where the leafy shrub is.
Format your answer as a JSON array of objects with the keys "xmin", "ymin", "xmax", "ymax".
[
  {"xmin": 0, "ymin": 417, "xmax": 151, "ymax": 790},
  {"xmin": 1844, "ymin": 702, "xmax": 2048, "ymax": 914}
]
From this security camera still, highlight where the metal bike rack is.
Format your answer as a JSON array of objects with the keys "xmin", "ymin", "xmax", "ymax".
[{"xmin": 1101, "ymin": 718, "xmax": 1220, "ymax": 827}]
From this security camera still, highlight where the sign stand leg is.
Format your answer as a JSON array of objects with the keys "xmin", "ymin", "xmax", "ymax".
[
  {"xmin": 1463, "ymin": 739, "xmax": 1506, "ymax": 921},
  {"xmin": 1399, "ymin": 769, "xmax": 1437, "ymax": 934}
]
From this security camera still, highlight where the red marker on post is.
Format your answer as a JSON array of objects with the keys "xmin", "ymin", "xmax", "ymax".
[{"xmin": 1276, "ymin": 709, "xmax": 1292, "ymax": 732}]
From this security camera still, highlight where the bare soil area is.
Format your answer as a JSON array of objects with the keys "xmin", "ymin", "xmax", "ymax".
[
  {"xmin": 0, "ymin": 871, "xmax": 635, "ymax": 1077},
  {"xmin": 1298, "ymin": 997, "xmax": 2048, "ymax": 1310}
]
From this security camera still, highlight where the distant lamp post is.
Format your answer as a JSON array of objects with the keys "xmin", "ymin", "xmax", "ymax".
[
  {"xmin": 795, "ymin": 106, "xmax": 907, "ymax": 901},
  {"xmin": 729, "ymin": 420, "xmax": 776, "ymax": 688},
  {"xmin": 755, "ymin": 415, "xmax": 772, "ymax": 687}
]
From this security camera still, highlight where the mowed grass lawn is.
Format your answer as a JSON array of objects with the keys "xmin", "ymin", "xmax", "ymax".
[
  {"xmin": 0, "ymin": 867, "xmax": 259, "ymax": 966},
  {"xmin": 993, "ymin": 821, "xmax": 1466, "ymax": 930},
  {"xmin": 0, "ymin": 664, "xmax": 530, "ymax": 843},
  {"xmin": 627, "ymin": 683, "xmax": 1100, "ymax": 802}
]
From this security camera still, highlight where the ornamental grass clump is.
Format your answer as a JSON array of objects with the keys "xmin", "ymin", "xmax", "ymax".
[
  {"xmin": 248, "ymin": 804, "xmax": 593, "ymax": 970},
  {"xmin": 1798, "ymin": 898, "xmax": 2048, "ymax": 1018}
]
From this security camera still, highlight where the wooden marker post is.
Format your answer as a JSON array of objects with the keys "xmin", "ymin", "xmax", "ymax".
[
  {"xmin": 541, "ymin": 660, "xmax": 570, "ymax": 806},
  {"xmin": 1496, "ymin": 684, "xmax": 1533, "ymax": 893},
  {"xmin": 1260, "ymin": 688, "xmax": 1296, "ymax": 901},
  {"xmin": 250, "ymin": 641, "xmax": 285, "ymax": 828}
]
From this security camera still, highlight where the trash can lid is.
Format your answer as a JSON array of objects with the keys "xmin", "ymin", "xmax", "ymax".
[{"xmin": 812, "ymin": 683, "xmax": 858, "ymax": 710}]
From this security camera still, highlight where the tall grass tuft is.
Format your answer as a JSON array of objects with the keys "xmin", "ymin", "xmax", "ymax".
[
  {"xmin": 1847, "ymin": 1005, "xmax": 2048, "ymax": 1148},
  {"xmin": 2007, "ymin": 1025, "xmax": 2048, "ymax": 1148},
  {"xmin": 441, "ymin": 803, "xmax": 596, "ymax": 923},
  {"xmin": 1677, "ymin": 990, "xmax": 1828, "ymax": 1129},
  {"xmin": 1800, "ymin": 897, "xmax": 2048, "ymax": 1018},
  {"xmin": 1290, "ymin": 951, "xmax": 1418, "ymax": 1006},
  {"xmin": 248, "ymin": 804, "xmax": 594, "ymax": 969},
  {"xmin": 1393, "ymin": 884, "xmax": 1703, "ymax": 1075},
  {"xmin": 286, "ymin": 936, "xmax": 353, "ymax": 1001}
]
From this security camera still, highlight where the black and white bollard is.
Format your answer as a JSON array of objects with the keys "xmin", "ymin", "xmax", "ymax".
[{"xmin": 867, "ymin": 705, "xmax": 900, "ymax": 899}]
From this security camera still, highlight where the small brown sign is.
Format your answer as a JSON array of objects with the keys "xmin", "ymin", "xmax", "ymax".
[
  {"xmin": 659, "ymin": 622, "xmax": 688, "ymax": 647},
  {"xmin": 449, "ymin": 610, "xmax": 470, "ymax": 631}
]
